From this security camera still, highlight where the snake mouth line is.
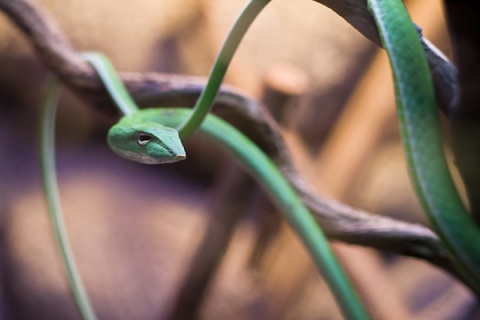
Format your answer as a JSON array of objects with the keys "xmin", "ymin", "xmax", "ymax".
[
  {"xmin": 157, "ymin": 152, "xmax": 186, "ymax": 164},
  {"xmin": 174, "ymin": 154, "xmax": 187, "ymax": 161},
  {"xmin": 156, "ymin": 137, "xmax": 186, "ymax": 160},
  {"xmin": 158, "ymin": 141, "xmax": 185, "ymax": 159}
]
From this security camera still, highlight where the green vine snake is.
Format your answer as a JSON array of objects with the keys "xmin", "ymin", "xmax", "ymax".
[
  {"xmin": 368, "ymin": 0, "xmax": 480, "ymax": 289},
  {"xmin": 39, "ymin": 0, "xmax": 480, "ymax": 319}
]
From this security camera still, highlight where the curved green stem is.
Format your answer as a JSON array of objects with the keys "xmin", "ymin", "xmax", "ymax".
[
  {"xmin": 40, "ymin": 78, "xmax": 97, "ymax": 320},
  {"xmin": 176, "ymin": 0, "xmax": 271, "ymax": 139}
]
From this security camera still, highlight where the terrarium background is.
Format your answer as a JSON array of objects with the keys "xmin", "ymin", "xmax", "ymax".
[{"xmin": 0, "ymin": 0, "xmax": 471, "ymax": 319}]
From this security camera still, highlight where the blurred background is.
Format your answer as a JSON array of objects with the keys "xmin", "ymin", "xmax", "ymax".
[{"xmin": 0, "ymin": 0, "xmax": 477, "ymax": 319}]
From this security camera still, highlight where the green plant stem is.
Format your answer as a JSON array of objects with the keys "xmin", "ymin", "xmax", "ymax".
[
  {"xmin": 177, "ymin": 0, "xmax": 271, "ymax": 139},
  {"xmin": 40, "ymin": 78, "xmax": 97, "ymax": 320}
]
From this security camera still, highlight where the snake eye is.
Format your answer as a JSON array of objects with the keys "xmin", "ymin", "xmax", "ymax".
[{"xmin": 137, "ymin": 132, "xmax": 152, "ymax": 146}]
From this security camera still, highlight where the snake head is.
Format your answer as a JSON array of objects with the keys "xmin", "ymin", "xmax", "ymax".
[{"xmin": 107, "ymin": 121, "xmax": 186, "ymax": 164}]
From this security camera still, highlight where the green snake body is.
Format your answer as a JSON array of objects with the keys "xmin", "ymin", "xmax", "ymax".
[
  {"xmin": 369, "ymin": 0, "xmax": 480, "ymax": 287},
  {"xmin": 107, "ymin": 108, "xmax": 369, "ymax": 320},
  {"xmin": 51, "ymin": 51, "xmax": 371, "ymax": 320}
]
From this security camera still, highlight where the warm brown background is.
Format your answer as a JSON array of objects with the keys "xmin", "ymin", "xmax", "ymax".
[{"xmin": 0, "ymin": 0, "xmax": 476, "ymax": 319}]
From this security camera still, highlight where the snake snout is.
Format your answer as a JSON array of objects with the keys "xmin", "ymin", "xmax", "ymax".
[{"xmin": 174, "ymin": 154, "xmax": 186, "ymax": 161}]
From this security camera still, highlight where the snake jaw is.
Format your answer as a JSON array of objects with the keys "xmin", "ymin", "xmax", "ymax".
[{"xmin": 112, "ymin": 149, "xmax": 185, "ymax": 164}]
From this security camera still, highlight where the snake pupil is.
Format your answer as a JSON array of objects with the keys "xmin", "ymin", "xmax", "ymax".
[{"xmin": 137, "ymin": 132, "xmax": 152, "ymax": 146}]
